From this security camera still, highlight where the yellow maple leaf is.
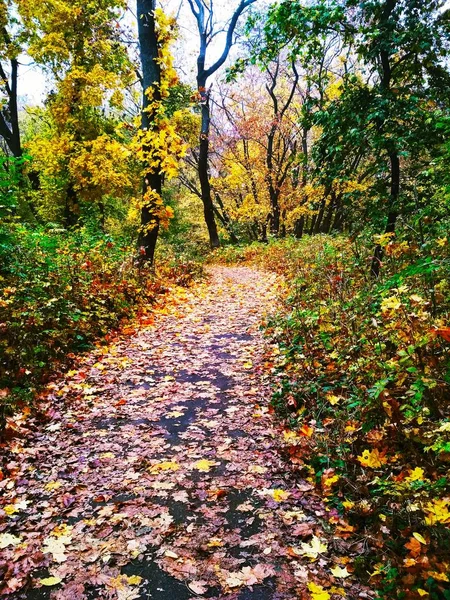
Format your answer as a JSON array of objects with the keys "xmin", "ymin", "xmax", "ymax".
[
  {"xmin": 307, "ymin": 582, "xmax": 330, "ymax": 600},
  {"xmin": 126, "ymin": 575, "xmax": 142, "ymax": 585},
  {"xmin": 357, "ymin": 448, "xmax": 388, "ymax": 469},
  {"xmin": 271, "ymin": 489, "xmax": 290, "ymax": 502},
  {"xmin": 326, "ymin": 394, "xmax": 341, "ymax": 405},
  {"xmin": 193, "ymin": 459, "xmax": 217, "ymax": 472},
  {"xmin": 423, "ymin": 499, "xmax": 450, "ymax": 525},
  {"xmin": 150, "ymin": 461, "xmax": 180, "ymax": 473},
  {"xmin": 299, "ymin": 536, "xmax": 328, "ymax": 560},
  {"xmin": 330, "ymin": 565, "xmax": 350, "ymax": 578},
  {"xmin": 405, "ymin": 467, "xmax": 425, "ymax": 482},
  {"xmin": 45, "ymin": 481, "xmax": 62, "ymax": 492}
]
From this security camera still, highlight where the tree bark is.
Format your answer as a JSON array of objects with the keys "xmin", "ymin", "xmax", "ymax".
[
  {"xmin": 137, "ymin": 0, "xmax": 162, "ymax": 265},
  {"xmin": 370, "ymin": 0, "xmax": 399, "ymax": 277},
  {"xmin": 198, "ymin": 85, "xmax": 220, "ymax": 247},
  {"xmin": 370, "ymin": 151, "xmax": 399, "ymax": 277},
  {"xmin": 187, "ymin": 0, "xmax": 256, "ymax": 248}
]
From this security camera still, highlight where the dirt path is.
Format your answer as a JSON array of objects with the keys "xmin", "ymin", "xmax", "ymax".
[{"xmin": 1, "ymin": 267, "xmax": 372, "ymax": 600}]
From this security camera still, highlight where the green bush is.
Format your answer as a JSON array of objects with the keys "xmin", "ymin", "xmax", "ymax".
[{"xmin": 0, "ymin": 223, "xmax": 201, "ymax": 424}]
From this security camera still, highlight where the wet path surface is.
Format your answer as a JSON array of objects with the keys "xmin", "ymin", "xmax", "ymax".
[{"xmin": 1, "ymin": 267, "xmax": 373, "ymax": 599}]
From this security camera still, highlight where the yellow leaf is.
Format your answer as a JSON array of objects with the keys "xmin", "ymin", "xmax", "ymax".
[
  {"xmin": 357, "ymin": 448, "xmax": 388, "ymax": 469},
  {"xmin": 150, "ymin": 461, "xmax": 180, "ymax": 473},
  {"xmin": 271, "ymin": 489, "xmax": 290, "ymax": 502},
  {"xmin": 298, "ymin": 536, "xmax": 328, "ymax": 560},
  {"xmin": 207, "ymin": 537, "xmax": 223, "ymax": 547},
  {"xmin": 330, "ymin": 565, "xmax": 350, "ymax": 578},
  {"xmin": 423, "ymin": 499, "xmax": 450, "ymax": 525},
  {"xmin": 4, "ymin": 504, "xmax": 19, "ymax": 515},
  {"xmin": 307, "ymin": 582, "xmax": 330, "ymax": 600},
  {"xmin": 326, "ymin": 394, "xmax": 341, "ymax": 406},
  {"xmin": 45, "ymin": 481, "xmax": 62, "ymax": 492},
  {"xmin": 0, "ymin": 533, "xmax": 22, "ymax": 548},
  {"xmin": 413, "ymin": 532, "xmax": 427, "ymax": 545},
  {"xmin": 126, "ymin": 575, "xmax": 142, "ymax": 585},
  {"xmin": 417, "ymin": 590, "xmax": 429, "ymax": 597},
  {"xmin": 193, "ymin": 459, "xmax": 217, "ymax": 472},
  {"xmin": 166, "ymin": 410, "xmax": 184, "ymax": 418},
  {"xmin": 405, "ymin": 467, "xmax": 424, "ymax": 482},
  {"xmin": 100, "ymin": 452, "xmax": 115, "ymax": 459},
  {"xmin": 39, "ymin": 577, "xmax": 62, "ymax": 586}
]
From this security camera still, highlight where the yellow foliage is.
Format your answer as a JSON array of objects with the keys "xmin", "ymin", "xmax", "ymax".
[
  {"xmin": 423, "ymin": 498, "xmax": 450, "ymax": 525},
  {"xmin": 307, "ymin": 582, "xmax": 331, "ymax": 600},
  {"xmin": 357, "ymin": 448, "xmax": 388, "ymax": 469}
]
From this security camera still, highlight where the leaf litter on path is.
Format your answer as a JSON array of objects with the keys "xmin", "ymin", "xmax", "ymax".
[{"xmin": 0, "ymin": 267, "xmax": 374, "ymax": 599}]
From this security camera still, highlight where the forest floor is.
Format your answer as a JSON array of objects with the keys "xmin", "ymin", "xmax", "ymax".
[{"xmin": 1, "ymin": 267, "xmax": 374, "ymax": 600}]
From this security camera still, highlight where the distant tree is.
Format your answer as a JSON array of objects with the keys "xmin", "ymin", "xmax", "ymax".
[
  {"xmin": 186, "ymin": 0, "xmax": 257, "ymax": 248},
  {"xmin": 261, "ymin": 0, "xmax": 450, "ymax": 275}
]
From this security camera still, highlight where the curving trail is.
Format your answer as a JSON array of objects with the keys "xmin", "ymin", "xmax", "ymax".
[{"xmin": 1, "ymin": 267, "xmax": 373, "ymax": 600}]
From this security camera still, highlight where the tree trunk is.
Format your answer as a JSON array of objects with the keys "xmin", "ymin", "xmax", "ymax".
[
  {"xmin": 198, "ymin": 97, "xmax": 220, "ymax": 248},
  {"xmin": 371, "ymin": 1, "xmax": 399, "ymax": 277},
  {"xmin": 294, "ymin": 215, "xmax": 305, "ymax": 239},
  {"xmin": 64, "ymin": 183, "xmax": 80, "ymax": 228},
  {"xmin": 322, "ymin": 190, "xmax": 337, "ymax": 233},
  {"xmin": 371, "ymin": 151, "xmax": 399, "ymax": 277},
  {"xmin": 214, "ymin": 192, "xmax": 238, "ymax": 243},
  {"xmin": 137, "ymin": 0, "xmax": 162, "ymax": 264}
]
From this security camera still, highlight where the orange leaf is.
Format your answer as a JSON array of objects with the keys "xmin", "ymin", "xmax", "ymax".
[
  {"xmin": 433, "ymin": 327, "xmax": 450, "ymax": 342},
  {"xmin": 299, "ymin": 424, "xmax": 313, "ymax": 437},
  {"xmin": 405, "ymin": 537, "xmax": 422, "ymax": 557}
]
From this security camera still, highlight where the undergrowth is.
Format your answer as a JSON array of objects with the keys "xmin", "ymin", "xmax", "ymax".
[
  {"xmin": 0, "ymin": 223, "xmax": 203, "ymax": 429},
  {"xmin": 217, "ymin": 235, "xmax": 450, "ymax": 599}
]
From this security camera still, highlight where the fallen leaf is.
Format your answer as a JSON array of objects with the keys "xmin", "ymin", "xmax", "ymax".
[
  {"xmin": 0, "ymin": 533, "xmax": 22, "ymax": 548},
  {"xmin": 330, "ymin": 565, "xmax": 350, "ymax": 578},
  {"xmin": 193, "ymin": 459, "xmax": 218, "ymax": 472},
  {"xmin": 39, "ymin": 577, "xmax": 62, "ymax": 586},
  {"xmin": 307, "ymin": 582, "xmax": 330, "ymax": 600}
]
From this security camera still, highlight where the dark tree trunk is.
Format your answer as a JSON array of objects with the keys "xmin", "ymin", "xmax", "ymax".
[
  {"xmin": 137, "ymin": 0, "xmax": 162, "ymax": 265},
  {"xmin": 371, "ymin": 0, "xmax": 399, "ymax": 277},
  {"xmin": 371, "ymin": 151, "xmax": 399, "ymax": 277},
  {"xmin": 266, "ymin": 122, "xmax": 280, "ymax": 235},
  {"xmin": 294, "ymin": 215, "xmax": 305, "ymax": 239},
  {"xmin": 187, "ymin": 0, "xmax": 256, "ymax": 248},
  {"xmin": 322, "ymin": 190, "xmax": 337, "ymax": 234},
  {"xmin": 308, "ymin": 214, "xmax": 317, "ymax": 235},
  {"xmin": 331, "ymin": 194, "xmax": 343, "ymax": 232},
  {"xmin": 198, "ymin": 88, "xmax": 220, "ymax": 248},
  {"xmin": 64, "ymin": 183, "xmax": 80, "ymax": 228}
]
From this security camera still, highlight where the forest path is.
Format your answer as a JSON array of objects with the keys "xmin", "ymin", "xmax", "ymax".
[{"xmin": 2, "ymin": 267, "xmax": 371, "ymax": 600}]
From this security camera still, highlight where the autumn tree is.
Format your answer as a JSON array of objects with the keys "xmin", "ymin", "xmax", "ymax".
[
  {"xmin": 135, "ymin": 3, "xmax": 186, "ymax": 263},
  {"xmin": 18, "ymin": 0, "xmax": 133, "ymax": 226},
  {"xmin": 0, "ymin": 1, "xmax": 43, "ymax": 218},
  {"xmin": 186, "ymin": 0, "xmax": 257, "ymax": 248},
  {"xmin": 211, "ymin": 63, "xmax": 301, "ymax": 240}
]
